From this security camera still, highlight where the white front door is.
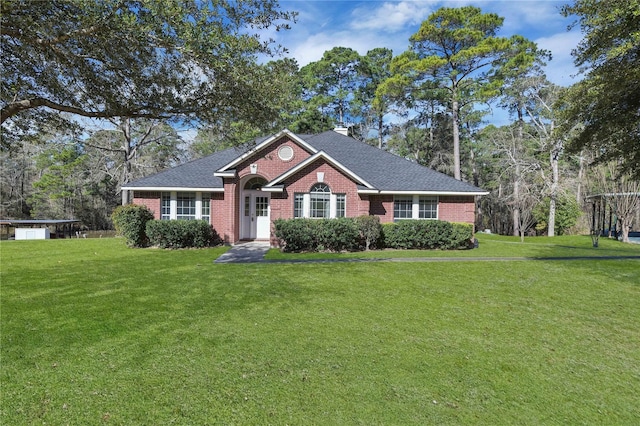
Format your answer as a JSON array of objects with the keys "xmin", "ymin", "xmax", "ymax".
[{"xmin": 241, "ymin": 191, "xmax": 270, "ymax": 240}]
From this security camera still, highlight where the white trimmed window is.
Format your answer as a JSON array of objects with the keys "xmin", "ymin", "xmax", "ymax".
[
  {"xmin": 160, "ymin": 192, "xmax": 211, "ymax": 221},
  {"xmin": 176, "ymin": 192, "xmax": 196, "ymax": 220},
  {"xmin": 393, "ymin": 196, "xmax": 413, "ymax": 220},
  {"xmin": 335, "ymin": 194, "xmax": 346, "ymax": 218},
  {"xmin": 294, "ymin": 184, "xmax": 346, "ymax": 219},
  {"xmin": 394, "ymin": 195, "xmax": 439, "ymax": 221},
  {"xmin": 310, "ymin": 183, "xmax": 331, "ymax": 218},
  {"xmin": 201, "ymin": 193, "xmax": 211, "ymax": 223},
  {"xmin": 419, "ymin": 196, "xmax": 438, "ymax": 219},
  {"xmin": 293, "ymin": 193, "xmax": 304, "ymax": 218},
  {"xmin": 161, "ymin": 192, "xmax": 171, "ymax": 220}
]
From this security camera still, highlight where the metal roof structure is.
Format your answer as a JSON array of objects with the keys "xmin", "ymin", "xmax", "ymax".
[{"xmin": 0, "ymin": 219, "xmax": 81, "ymax": 226}]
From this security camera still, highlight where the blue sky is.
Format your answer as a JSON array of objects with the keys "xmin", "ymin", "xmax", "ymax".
[
  {"xmin": 273, "ymin": 0, "xmax": 581, "ymax": 86},
  {"xmin": 259, "ymin": 0, "xmax": 583, "ymax": 126}
]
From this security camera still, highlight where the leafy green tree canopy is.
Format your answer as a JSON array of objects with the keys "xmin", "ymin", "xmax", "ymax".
[
  {"xmin": 560, "ymin": 0, "xmax": 640, "ymax": 178},
  {"xmin": 1, "ymin": 0, "xmax": 295, "ymax": 144},
  {"xmin": 299, "ymin": 47, "xmax": 362, "ymax": 125}
]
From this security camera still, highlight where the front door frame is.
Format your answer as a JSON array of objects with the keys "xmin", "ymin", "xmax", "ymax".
[{"xmin": 240, "ymin": 188, "xmax": 271, "ymax": 240}]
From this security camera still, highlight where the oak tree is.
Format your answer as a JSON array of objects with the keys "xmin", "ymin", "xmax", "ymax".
[{"xmin": 1, "ymin": 0, "xmax": 295, "ymax": 145}]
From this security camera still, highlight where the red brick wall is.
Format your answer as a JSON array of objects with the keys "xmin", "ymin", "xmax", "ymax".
[
  {"xmin": 133, "ymin": 192, "xmax": 161, "ymax": 219},
  {"xmin": 275, "ymin": 158, "xmax": 366, "ymax": 218},
  {"xmin": 210, "ymin": 192, "xmax": 230, "ymax": 242},
  {"xmin": 367, "ymin": 194, "xmax": 476, "ymax": 224},
  {"xmin": 235, "ymin": 136, "xmax": 313, "ymax": 182},
  {"xmin": 439, "ymin": 196, "xmax": 476, "ymax": 223},
  {"xmin": 368, "ymin": 194, "xmax": 394, "ymax": 223}
]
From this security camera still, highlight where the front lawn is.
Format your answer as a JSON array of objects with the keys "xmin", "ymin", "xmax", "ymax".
[{"xmin": 1, "ymin": 237, "xmax": 639, "ymax": 424}]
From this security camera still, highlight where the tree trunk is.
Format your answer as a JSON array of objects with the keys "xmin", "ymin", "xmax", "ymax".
[
  {"xmin": 513, "ymin": 107, "xmax": 524, "ymax": 237},
  {"xmin": 576, "ymin": 151, "xmax": 585, "ymax": 205},
  {"xmin": 377, "ymin": 115, "xmax": 383, "ymax": 150},
  {"xmin": 619, "ymin": 217, "xmax": 631, "ymax": 243},
  {"xmin": 452, "ymin": 98, "xmax": 461, "ymax": 180},
  {"xmin": 513, "ymin": 170, "xmax": 520, "ymax": 237},
  {"xmin": 548, "ymin": 148, "xmax": 559, "ymax": 237},
  {"xmin": 120, "ymin": 118, "xmax": 133, "ymax": 206}
]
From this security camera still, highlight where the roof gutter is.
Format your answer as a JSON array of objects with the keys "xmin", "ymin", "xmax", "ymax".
[
  {"xmin": 122, "ymin": 186, "xmax": 225, "ymax": 192},
  {"xmin": 376, "ymin": 190, "xmax": 490, "ymax": 196}
]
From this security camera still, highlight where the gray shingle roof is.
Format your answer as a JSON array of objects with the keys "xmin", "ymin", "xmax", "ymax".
[
  {"xmin": 123, "ymin": 146, "xmax": 242, "ymax": 189},
  {"xmin": 124, "ymin": 130, "xmax": 486, "ymax": 194},
  {"xmin": 306, "ymin": 131, "xmax": 485, "ymax": 193}
]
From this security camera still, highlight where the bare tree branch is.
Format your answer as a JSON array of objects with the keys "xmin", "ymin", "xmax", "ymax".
[{"xmin": 1, "ymin": 98, "xmax": 170, "ymax": 124}]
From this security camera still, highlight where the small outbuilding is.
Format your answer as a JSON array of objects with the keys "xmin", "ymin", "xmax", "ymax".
[{"xmin": 15, "ymin": 227, "xmax": 50, "ymax": 240}]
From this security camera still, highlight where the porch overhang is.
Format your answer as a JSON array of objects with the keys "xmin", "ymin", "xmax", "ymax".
[
  {"xmin": 214, "ymin": 169, "xmax": 237, "ymax": 178},
  {"xmin": 260, "ymin": 185, "xmax": 284, "ymax": 193},
  {"xmin": 123, "ymin": 186, "xmax": 225, "ymax": 192}
]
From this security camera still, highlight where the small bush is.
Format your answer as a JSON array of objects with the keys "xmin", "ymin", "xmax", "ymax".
[
  {"xmin": 383, "ymin": 220, "xmax": 473, "ymax": 250},
  {"xmin": 450, "ymin": 222, "xmax": 475, "ymax": 249},
  {"xmin": 146, "ymin": 220, "xmax": 220, "ymax": 249},
  {"xmin": 274, "ymin": 219, "xmax": 317, "ymax": 252},
  {"xmin": 355, "ymin": 215, "xmax": 382, "ymax": 250},
  {"xmin": 111, "ymin": 204, "xmax": 154, "ymax": 247},
  {"xmin": 316, "ymin": 218, "xmax": 360, "ymax": 252}
]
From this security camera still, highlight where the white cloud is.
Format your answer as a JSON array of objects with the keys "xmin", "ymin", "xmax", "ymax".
[
  {"xmin": 350, "ymin": 1, "xmax": 433, "ymax": 32},
  {"xmin": 286, "ymin": 29, "xmax": 406, "ymax": 67},
  {"xmin": 275, "ymin": 0, "xmax": 582, "ymax": 87},
  {"xmin": 536, "ymin": 30, "xmax": 583, "ymax": 86},
  {"xmin": 491, "ymin": 1, "xmax": 567, "ymax": 32}
]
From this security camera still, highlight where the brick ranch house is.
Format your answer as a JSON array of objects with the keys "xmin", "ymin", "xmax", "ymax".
[{"xmin": 123, "ymin": 128, "xmax": 488, "ymax": 246}]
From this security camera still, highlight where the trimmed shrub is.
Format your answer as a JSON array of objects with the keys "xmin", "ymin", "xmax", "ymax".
[
  {"xmin": 274, "ymin": 218, "xmax": 360, "ymax": 252},
  {"xmin": 355, "ymin": 215, "xmax": 382, "ymax": 250},
  {"xmin": 273, "ymin": 219, "xmax": 317, "ymax": 252},
  {"xmin": 146, "ymin": 220, "xmax": 220, "ymax": 249},
  {"xmin": 450, "ymin": 222, "xmax": 475, "ymax": 249},
  {"xmin": 383, "ymin": 220, "xmax": 473, "ymax": 250},
  {"xmin": 111, "ymin": 204, "xmax": 154, "ymax": 247},
  {"xmin": 316, "ymin": 218, "xmax": 360, "ymax": 252}
]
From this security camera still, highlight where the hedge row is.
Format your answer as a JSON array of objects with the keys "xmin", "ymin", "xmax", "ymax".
[
  {"xmin": 382, "ymin": 220, "xmax": 473, "ymax": 250},
  {"xmin": 111, "ymin": 204, "xmax": 221, "ymax": 248},
  {"xmin": 274, "ymin": 216, "xmax": 474, "ymax": 252},
  {"xmin": 273, "ymin": 217, "xmax": 364, "ymax": 252},
  {"xmin": 146, "ymin": 220, "xmax": 221, "ymax": 249}
]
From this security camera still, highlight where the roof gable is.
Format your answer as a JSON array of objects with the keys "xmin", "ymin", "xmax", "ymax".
[
  {"xmin": 215, "ymin": 129, "xmax": 316, "ymax": 173},
  {"xmin": 264, "ymin": 150, "xmax": 375, "ymax": 189}
]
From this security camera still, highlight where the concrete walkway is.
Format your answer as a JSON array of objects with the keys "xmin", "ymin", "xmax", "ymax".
[{"xmin": 214, "ymin": 241, "xmax": 271, "ymax": 263}]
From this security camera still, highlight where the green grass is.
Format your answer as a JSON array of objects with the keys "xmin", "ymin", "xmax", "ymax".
[{"xmin": 1, "ymin": 237, "xmax": 639, "ymax": 424}]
